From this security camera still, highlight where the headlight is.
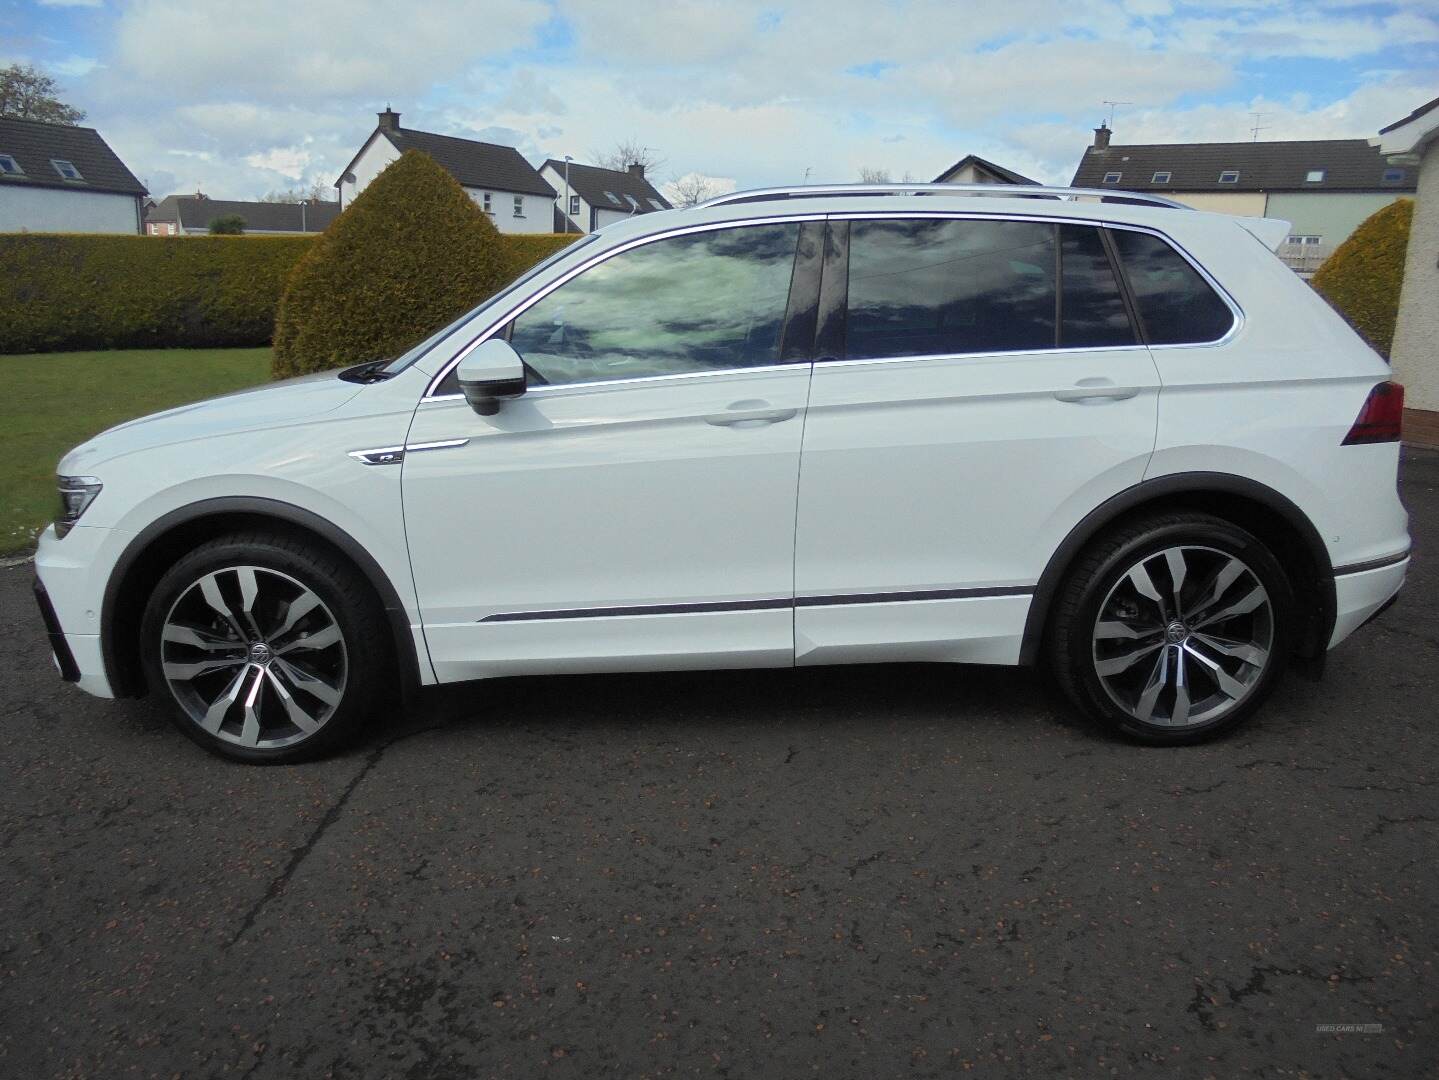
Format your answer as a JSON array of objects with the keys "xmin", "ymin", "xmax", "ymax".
[{"xmin": 55, "ymin": 476, "xmax": 102, "ymax": 538}]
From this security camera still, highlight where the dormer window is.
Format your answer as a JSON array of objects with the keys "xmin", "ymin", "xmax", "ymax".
[
  {"xmin": 1151, "ymin": 171, "xmax": 1171, "ymax": 184},
  {"xmin": 1305, "ymin": 169, "xmax": 1325, "ymax": 182},
  {"xmin": 0, "ymin": 153, "xmax": 23, "ymax": 176},
  {"xmin": 1101, "ymin": 171, "xmax": 1121, "ymax": 184},
  {"xmin": 1383, "ymin": 168, "xmax": 1405, "ymax": 182},
  {"xmin": 51, "ymin": 159, "xmax": 83, "ymax": 181},
  {"xmin": 1218, "ymin": 170, "xmax": 1239, "ymax": 184},
  {"xmin": 603, "ymin": 190, "xmax": 621, "ymax": 205}
]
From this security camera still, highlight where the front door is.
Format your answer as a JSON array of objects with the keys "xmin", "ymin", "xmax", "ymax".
[
  {"xmin": 794, "ymin": 215, "xmax": 1163, "ymax": 666},
  {"xmin": 403, "ymin": 219, "xmax": 820, "ymax": 682}
]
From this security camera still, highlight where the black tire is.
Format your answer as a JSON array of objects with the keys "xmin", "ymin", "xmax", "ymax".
[
  {"xmin": 140, "ymin": 531, "xmax": 390, "ymax": 763},
  {"xmin": 1046, "ymin": 511, "xmax": 1294, "ymax": 745}
]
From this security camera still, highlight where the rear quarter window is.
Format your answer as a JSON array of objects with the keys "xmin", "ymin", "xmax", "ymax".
[{"xmin": 1110, "ymin": 229, "xmax": 1234, "ymax": 345}]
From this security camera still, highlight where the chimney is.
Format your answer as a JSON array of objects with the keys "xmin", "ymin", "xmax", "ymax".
[
  {"xmin": 378, "ymin": 106, "xmax": 401, "ymax": 133},
  {"xmin": 626, "ymin": 162, "xmax": 644, "ymax": 179},
  {"xmin": 1093, "ymin": 122, "xmax": 1112, "ymax": 150}
]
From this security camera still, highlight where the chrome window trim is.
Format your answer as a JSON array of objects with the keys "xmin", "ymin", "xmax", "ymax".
[
  {"xmin": 830, "ymin": 211, "xmax": 1244, "ymax": 351},
  {"xmin": 421, "ymin": 214, "xmax": 826, "ymax": 400},
  {"xmin": 421, "ymin": 360, "xmax": 807, "ymax": 405}
]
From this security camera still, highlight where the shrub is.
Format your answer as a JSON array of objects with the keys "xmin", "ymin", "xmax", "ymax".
[
  {"xmin": 1312, "ymin": 199, "xmax": 1413, "ymax": 358},
  {"xmin": 209, "ymin": 214, "xmax": 246, "ymax": 235},
  {"xmin": 274, "ymin": 150, "xmax": 514, "ymax": 378},
  {"xmin": 0, "ymin": 234, "xmax": 314, "ymax": 353}
]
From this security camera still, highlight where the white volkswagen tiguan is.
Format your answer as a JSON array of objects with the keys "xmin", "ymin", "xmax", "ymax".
[{"xmin": 34, "ymin": 184, "xmax": 1410, "ymax": 762}]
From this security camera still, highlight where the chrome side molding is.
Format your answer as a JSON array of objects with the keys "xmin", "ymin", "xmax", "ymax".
[{"xmin": 348, "ymin": 438, "xmax": 470, "ymax": 466}]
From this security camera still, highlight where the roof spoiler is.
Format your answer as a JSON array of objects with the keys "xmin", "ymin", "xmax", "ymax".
[{"xmin": 1237, "ymin": 215, "xmax": 1291, "ymax": 252}]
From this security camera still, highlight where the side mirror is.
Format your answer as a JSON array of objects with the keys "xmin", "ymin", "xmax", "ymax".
[{"xmin": 456, "ymin": 339, "xmax": 527, "ymax": 416}]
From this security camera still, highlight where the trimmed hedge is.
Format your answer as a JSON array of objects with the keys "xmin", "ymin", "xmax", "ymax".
[
  {"xmin": 1, "ymin": 228, "xmax": 580, "ymax": 357},
  {"xmin": 0, "ymin": 234, "xmax": 312, "ymax": 354},
  {"xmin": 1312, "ymin": 198, "xmax": 1413, "ymax": 359},
  {"xmin": 275, "ymin": 150, "xmax": 514, "ymax": 378}
]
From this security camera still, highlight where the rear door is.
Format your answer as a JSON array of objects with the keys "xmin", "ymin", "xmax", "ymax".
[{"xmin": 793, "ymin": 215, "xmax": 1162, "ymax": 666}]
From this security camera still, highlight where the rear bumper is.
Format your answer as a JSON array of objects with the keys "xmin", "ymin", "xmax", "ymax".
[{"xmin": 1329, "ymin": 553, "xmax": 1408, "ymax": 649}]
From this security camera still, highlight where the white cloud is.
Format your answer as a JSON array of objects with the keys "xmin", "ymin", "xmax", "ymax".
[{"xmin": 50, "ymin": 55, "xmax": 101, "ymax": 77}]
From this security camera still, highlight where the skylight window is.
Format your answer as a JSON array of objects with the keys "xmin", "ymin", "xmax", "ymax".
[
  {"xmin": 603, "ymin": 190, "xmax": 621, "ymax": 205},
  {"xmin": 51, "ymin": 159, "xmax": 83, "ymax": 181},
  {"xmin": 1305, "ymin": 169, "xmax": 1325, "ymax": 182},
  {"xmin": 1151, "ymin": 170, "xmax": 1171, "ymax": 184},
  {"xmin": 1101, "ymin": 171, "xmax": 1121, "ymax": 184},
  {"xmin": 1383, "ymin": 168, "xmax": 1405, "ymax": 182},
  {"xmin": 1218, "ymin": 170, "xmax": 1240, "ymax": 184},
  {"xmin": 623, "ymin": 193, "xmax": 640, "ymax": 210},
  {"xmin": 647, "ymin": 198, "xmax": 665, "ymax": 210},
  {"xmin": 0, "ymin": 153, "xmax": 23, "ymax": 176}
]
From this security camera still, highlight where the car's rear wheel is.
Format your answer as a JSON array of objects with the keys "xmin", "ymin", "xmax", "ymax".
[
  {"xmin": 1047, "ymin": 512, "xmax": 1293, "ymax": 744},
  {"xmin": 140, "ymin": 532, "xmax": 388, "ymax": 763}
]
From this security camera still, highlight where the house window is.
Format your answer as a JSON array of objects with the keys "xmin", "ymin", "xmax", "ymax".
[
  {"xmin": 623, "ymin": 193, "xmax": 640, "ymax": 210},
  {"xmin": 603, "ymin": 190, "xmax": 622, "ymax": 205},
  {"xmin": 1101, "ymin": 171, "xmax": 1122, "ymax": 184},
  {"xmin": 482, "ymin": 192, "xmax": 492, "ymax": 214},
  {"xmin": 51, "ymin": 159, "xmax": 82, "ymax": 180},
  {"xmin": 1305, "ymin": 169, "xmax": 1325, "ymax": 182},
  {"xmin": 1217, "ymin": 170, "xmax": 1239, "ymax": 184},
  {"xmin": 1286, "ymin": 235, "xmax": 1322, "ymax": 246},
  {"xmin": 1383, "ymin": 168, "xmax": 1405, "ymax": 182},
  {"xmin": 568, "ymin": 194, "xmax": 580, "ymax": 215},
  {"xmin": 513, "ymin": 194, "xmax": 524, "ymax": 217},
  {"xmin": 1151, "ymin": 171, "xmax": 1171, "ymax": 184},
  {"xmin": 0, "ymin": 153, "xmax": 22, "ymax": 176}
]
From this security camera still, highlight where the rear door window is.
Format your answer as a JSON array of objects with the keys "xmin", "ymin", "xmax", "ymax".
[
  {"xmin": 1059, "ymin": 225, "xmax": 1136, "ymax": 348},
  {"xmin": 1109, "ymin": 229, "xmax": 1234, "ymax": 345}
]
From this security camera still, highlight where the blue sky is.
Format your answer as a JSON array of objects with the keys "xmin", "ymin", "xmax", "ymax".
[{"xmin": 3, "ymin": 0, "xmax": 1436, "ymax": 201}]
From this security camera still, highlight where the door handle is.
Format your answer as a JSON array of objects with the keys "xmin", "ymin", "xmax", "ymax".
[
  {"xmin": 1053, "ymin": 378, "xmax": 1142, "ymax": 403},
  {"xmin": 704, "ymin": 400, "xmax": 798, "ymax": 427}
]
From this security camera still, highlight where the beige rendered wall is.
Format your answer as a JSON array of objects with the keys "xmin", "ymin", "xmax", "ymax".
[
  {"xmin": 1390, "ymin": 141, "xmax": 1439, "ymax": 414},
  {"xmin": 1167, "ymin": 191, "xmax": 1268, "ymax": 215}
]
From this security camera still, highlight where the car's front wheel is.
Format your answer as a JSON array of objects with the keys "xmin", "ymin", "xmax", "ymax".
[
  {"xmin": 140, "ymin": 532, "xmax": 388, "ymax": 763},
  {"xmin": 1047, "ymin": 512, "xmax": 1294, "ymax": 744}
]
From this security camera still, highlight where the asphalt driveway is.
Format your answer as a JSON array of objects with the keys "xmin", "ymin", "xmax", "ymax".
[{"xmin": 3, "ymin": 453, "xmax": 1436, "ymax": 1079}]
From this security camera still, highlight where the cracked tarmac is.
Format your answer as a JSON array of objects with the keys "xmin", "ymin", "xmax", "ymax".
[{"xmin": 2, "ymin": 450, "xmax": 1437, "ymax": 1078}]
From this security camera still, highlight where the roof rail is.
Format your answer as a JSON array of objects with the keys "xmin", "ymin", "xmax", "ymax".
[{"xmin": 697, "ymin": 182, "xmax": 1193, "ymax": 211}]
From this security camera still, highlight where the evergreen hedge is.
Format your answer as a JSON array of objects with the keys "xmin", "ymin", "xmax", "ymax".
[
  {"xmin": 1312, "ymin": 198, "xmax": 1413, "ymax": 359},
  {"xmin": 0, "ymin": 234, "xmax": 312, "ymax": 354},
  {"xmin": 0, "ymin": 226, "xmax": 577, "ymax": 357},
  {"xmin": 275, "ymin": 150, "xmax": 515, "ymax": 378}
]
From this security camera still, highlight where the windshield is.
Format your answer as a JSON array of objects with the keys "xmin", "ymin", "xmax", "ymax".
[{"xmin": 380, "ymin": 233, "xmax": 600, "ymax": 374}]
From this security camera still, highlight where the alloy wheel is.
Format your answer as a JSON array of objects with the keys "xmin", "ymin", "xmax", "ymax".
[
  {"xmin": 159, "ymin": 565, "xmax": 348, "ymax": 749},
  {"xmin": 1091, "ymin": 545, "xmax": 1273, "ymax": 728}
]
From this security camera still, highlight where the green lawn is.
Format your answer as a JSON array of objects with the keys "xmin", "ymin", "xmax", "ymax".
[{"xmin": 1, "ymin": 348, "xmax": 273, "ymax": 555}]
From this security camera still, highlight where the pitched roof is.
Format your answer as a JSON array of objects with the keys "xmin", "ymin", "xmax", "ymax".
[
  {"xmin": 146, "ymin": 196, "xmax": 340, "ymax": 232},
  {"xmin": 0, "ymin": 116, "xmax": 146, "ymax": 197},
  {"xmin": 1072, "ymin": 138, "xmax": 1416, "ymax": 193},
  {"xmin": 542, "ymin": 159, "xmax": 672, "ymax": 214},
  {"xmin": 932, "ymin": 154, "xmax": 1037, "ymax": 185},
  {"xmin": 1379, "ymin": 95, "xmax": 1439, "ymax": 135},
  {"xmin": 382, "ymin": 128, "xmax": 554, "ymax": 196}
]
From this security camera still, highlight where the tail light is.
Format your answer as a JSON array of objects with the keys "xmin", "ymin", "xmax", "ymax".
[{"xmin": 1343, "ymin": 382, "xmax": 1404, "ymax": 445}]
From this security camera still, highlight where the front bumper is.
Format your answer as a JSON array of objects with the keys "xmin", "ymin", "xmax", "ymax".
[
  {"xmin": 34, "ymin": 523, "xmax": 119, "ymax": 698},
  {"xmin": 1329, "ymin": 555, "xmax": 1409, "ymax": 649},
  {"xmin": 33, "ymin": 577, "xmax": 80, "ymax": 682}
]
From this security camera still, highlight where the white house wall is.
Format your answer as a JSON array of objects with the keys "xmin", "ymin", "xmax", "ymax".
[
  {"xmin": 0, "ymin": 186, "xmax": 140, "ymax": 234},
  {"xmin": 338, "ymin": 135, "xmax": 401, "ymax": 208},
  {"xmin": 540, "ymin": 164, "xmax": 592, "ymax": 234},
  {"xmin": 464, "ymin": 188, "xmax": 551, "ymax": 234}
]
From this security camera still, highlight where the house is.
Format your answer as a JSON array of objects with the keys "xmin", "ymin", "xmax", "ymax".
[
  {"xmin": 335, "ymin": 109, "xmax": 554, "ymax": 233},
  {"xmin": 1376, "ymin": 94, "xmax": 1439, "ymax": 449},
  {"xmin": 1072, "ymin": 124, "xmax": 1417, "ymax": 275},
  {"xmin": 0, "ymin": 116, "xmax": 147, "ymax": 234},
  {"xmin": 538, "ymin": 159, "xmax": 672, "ymax": 233},
  {"xmin": 932, "ymin": 154, "xmax": 1036, "ymax": 185},
  {"xmin": 145, "ymin": 194, "xmax": 339, "ymax": 236}
]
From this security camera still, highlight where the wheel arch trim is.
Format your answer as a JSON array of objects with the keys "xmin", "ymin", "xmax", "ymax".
[
  {"xmin": 101, "ymin": 496, "xmax": 426, "ymax": 698},
  {"xmin": 1019, "ymin": 472, "xmax": 1335, "ymax": 666}
]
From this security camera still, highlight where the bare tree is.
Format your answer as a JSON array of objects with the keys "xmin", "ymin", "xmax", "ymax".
[
  {"xmin": 0, "ymin": 64, "xmax": 85, "ymax": 125},
  {"xmin": 594, "ymin": 140, "xmax": 666, "ymax": 175},
  {"xmin": 665, "ymin": 173, "xmax": 725, "ymax": 208},
  {"xmin": 260, "ymin": 179, "xmax": 336, "ymax": 203},
  {"xmin": 858, "ymin": 166, "xmax": 892, "ymax": 183}
]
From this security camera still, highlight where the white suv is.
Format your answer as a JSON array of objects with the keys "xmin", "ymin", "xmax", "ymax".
[{"xmin": 35, "ymin": 184, "xmax": 1410, "ymax": 762}]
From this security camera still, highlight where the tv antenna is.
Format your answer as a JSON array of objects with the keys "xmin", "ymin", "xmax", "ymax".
[
  {"xmin": 1249, "ymin": 112, "xmax": 1270, "ymax": 141},
  {"xmin": 1101, "ymin": 100, "xmax": 1132, "ymax": 126}
]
